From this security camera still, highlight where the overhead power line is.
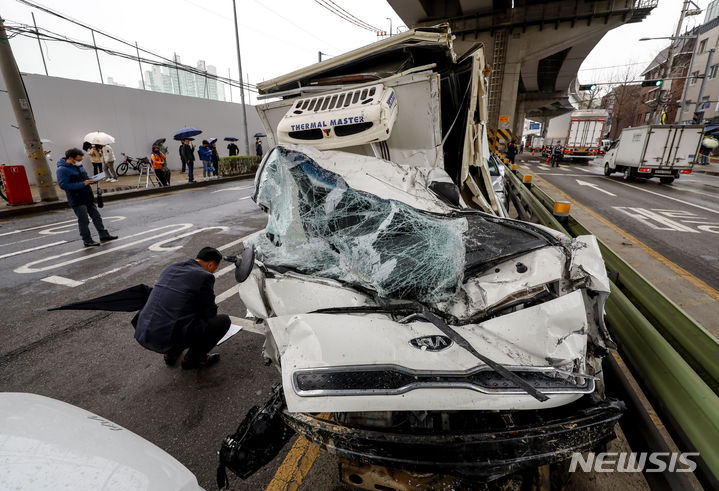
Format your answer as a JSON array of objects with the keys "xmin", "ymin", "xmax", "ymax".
[
  {"xmin": 11, "ymin": 0, "xmax": 255, "ymax": 92},
  {"xmin": 4, "ymin": 21, "xmax": 257, "ymax": 93},
  {"xmin": 313, "ymin": 0, "xmax": 380, "ymax": 32}
]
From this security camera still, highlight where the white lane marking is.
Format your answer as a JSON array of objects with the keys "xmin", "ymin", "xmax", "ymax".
[
  {"xmin": 0, "ymin": 240, "xmax": 67, "ymax": 260},
  {"xmin": 228, "ymin": 315, "xmax": 264, "ymax": 335},
  {"xmin": 148, "ymin": 226, "xmax": 229, "ymax": 252},
  {"xmin": 577, "ymin": 167, "xmax": 594, "ymax": 173},
  {"xmin": 215, "ymin": 285, "xmax": 238, "ymax": 304},
  {"xmin": 683, "ymin": 220, "xmax": 719, "ymax": 224},
  {"xmin": 14, "ymin": 224, "xmax": 193, "ymax": 274},
  {"xmin": 576, "ymin": 179, "xmax": 617, "ymax": 196},
  {"xmin": 537, "ymin": 173, "xmax": 587, "ymax": 177},
  {"xmin": 602, "ymin": 177, "xmax": 719, "ymax": 215},
  {"xmin": 613, "ymin": 207, "xmax": 700, "ymax": 233},
  {"xmin": 0, "ymin": 235, "xmax": 50, "ymax": 248},
  {"xmin": 698, "ymin": 225, "xmax": 719, "ymax": 233},
  {"xmin": 215, "ymin": 264, "xmax": 235, "ymax": 278},
  {"xmin": 211, "ymin": 185, "xmax": 253, "ymax": 193},
  {"xmin": 537, "ymin": 165, "xmax": 550, "ymax": 171},
  {"xmin": 239, "ymin": 196, "xmax": 252, "ymax": 200},
  {"xmin": 217, "ymin": 233, "xmax": 257, "ymax": 252},
  {"xmin": 41, "ymin": 275, "xmax": 84, "ymax": 287},
  {"xmin": 39, "ymin": 216, "xmax": 125, "ymax": 235},
  {"xmin": 559, "ymin": 167, "xmax": 571, "ymax": 172},
  {"xmin": 82, "ymin": 256, "xmax": 157, "ymax": 282},
  {"xmin": 0, "ymin": 219, "xmax": 77, "ymax": 237},
  {"xmin": 0, "ymin": 217, "xmax": 126, "ymax": 237}
]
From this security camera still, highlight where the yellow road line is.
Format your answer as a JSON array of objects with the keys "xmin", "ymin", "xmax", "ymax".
[
  {"xmin": 266, "ymin": 413, "xmax": 330, "ymax": 491},
  {"xmin": 535, "ymin": 176, "xmax": 719, "ymax": 302}
]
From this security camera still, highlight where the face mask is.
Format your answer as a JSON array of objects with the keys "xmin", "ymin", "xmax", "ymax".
[{"xmin": 74, "ymin": 162, "xmax": 84, "ymax": 166}]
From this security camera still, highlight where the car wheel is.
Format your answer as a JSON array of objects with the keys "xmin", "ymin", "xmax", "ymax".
[
  {"xmin": 622, "ymin": 167, "xmax": 634, "ymax": 181},
  {"xmin": 604, "ymin": 163, "xmax": 612, "ymax": 176},
  {"xmin": 659, "ymin": 177, "xmax": 675, "ymax": 184}
]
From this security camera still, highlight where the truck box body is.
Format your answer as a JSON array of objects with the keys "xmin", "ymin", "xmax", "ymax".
[
  {"xmin": 563, "ymin": 110, "xmax": 607, "ymax": 160},
  {"xmin": 613, "ymin": 125, "xmax": 703, "ymax": 169},
  {"xmin": 530, "ymin": 136, "xmax": 544, "ymax": 150}
]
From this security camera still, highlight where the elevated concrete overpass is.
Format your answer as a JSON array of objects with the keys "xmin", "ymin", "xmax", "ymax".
[{"xmin": 388, "ymin": 0, "xmax": 657, "ymax": 143}]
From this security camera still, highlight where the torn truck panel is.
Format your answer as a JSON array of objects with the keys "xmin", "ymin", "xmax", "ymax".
[
  {"xmin": 267, "ymin": 291, "xmax": 592, "ymax": 413},
  {"xmin": 280, "ymin": 398, "xmax": 625, "ymax": 483},
  {"xmin": 570, "ymin": 235, "xmax": 612, "ymax": 293}
]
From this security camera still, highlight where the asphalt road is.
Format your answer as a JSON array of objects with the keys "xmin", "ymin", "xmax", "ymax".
[
  {"xmin": 516, "ymin": 155, "xmax": 719, "ymax": 290},
  {"xmin": 0, "ymin": 171, "xmax": 664, "ymax": 491},
  {"xmin": 0, "ymin": 179, "xmax": 325, "ymax": 490}
]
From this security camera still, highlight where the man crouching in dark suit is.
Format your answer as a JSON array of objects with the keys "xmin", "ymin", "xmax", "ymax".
[{"xmin": 133, "ymin": 247, "xmax": 230, "ymax": 369}]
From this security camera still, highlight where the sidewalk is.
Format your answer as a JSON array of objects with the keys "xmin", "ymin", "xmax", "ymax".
[
  {"xmin": 1, "ymin": 170, "xmax": 254, "ymax": 219},
  {"xmin": 700, "ymin": 158, "xmax": 719, "ymax": 176}
]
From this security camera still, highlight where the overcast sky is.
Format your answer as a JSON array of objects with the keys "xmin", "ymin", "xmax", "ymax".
[{"xmin": 2, "ymin": 0, "xmax": 714, "ymax": 104}]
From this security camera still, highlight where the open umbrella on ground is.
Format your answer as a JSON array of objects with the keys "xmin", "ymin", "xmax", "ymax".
[
  {"xmin": 224, "ymin": 136, "xmax": 239, "ymax": 141},
  {"xmin": 253, "ymin": 132, "xmax": 267, "ymax": 138},
  {"xmin": 83, "ymin": 131, "xmax": 115, "ymax": 145},
  {"xmin": 48, "ymin": 284, "xmax": 153, "ymax": 312},
  {"xmin": 174, "ymin": 127, "xmax": 202, "ymax": 140}
]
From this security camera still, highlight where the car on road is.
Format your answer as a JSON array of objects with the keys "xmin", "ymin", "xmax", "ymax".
[{"xmin": 0, "ymin": 393, "xmax": 201, "ymax": 490}]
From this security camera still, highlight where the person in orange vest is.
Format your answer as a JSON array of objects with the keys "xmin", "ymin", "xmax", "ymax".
[{"xmin": 151, "ymin": 145, "xmax": 169, "ymax": 186}]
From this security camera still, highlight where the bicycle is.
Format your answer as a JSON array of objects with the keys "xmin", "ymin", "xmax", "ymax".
[{"xmin": 116, "ymin": 153, "xmax": 151, "ymax": 176}]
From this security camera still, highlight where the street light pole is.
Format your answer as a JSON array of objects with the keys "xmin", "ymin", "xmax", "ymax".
[
  {"xmin": 386, "ymin": 17, "xmax": 392, "ymax": 37},
  {"xmin": 0, "ymin": 14, "xmax": 58, "ymax": 202},
  {"xmin": 232, "ymin": 0, "xmax": 250, "ymax": 156}
]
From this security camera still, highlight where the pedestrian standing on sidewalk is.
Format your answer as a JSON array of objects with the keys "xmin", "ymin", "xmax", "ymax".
[
  {"xmin": 180, "ymin": 138, "xmax": 196, "ymax": 182},
  {"xmin": 227, "ymin": 141, "xmax": 239, "ymax": 156},
  {"xmin": 151, "ymin": 145, "xmax": 169, "ymax": 186},
  {"xmin": 88, "ymin": 145, "xmax": 104, "ymax": 175},
  {"xmin": 210, "ymin": 139, "xmax": 220, "ymax": 178},
  {"xmin": 102, "ymin": 144, "xmax": 118, "ymax": 183},
  {"xmin": 56, "ymin": 148, "xmax": 118, "ymax": 247},
  {"xmin": 198, "ymin": 140, "xmax": 212, "ymax": 180},
  {"xmin": 506, "ymin": 140, "xmax": 518, "ymax": 165},
  {"xmin": 255, "ymin": 137, "xmax": 263, "ymax": 158}
]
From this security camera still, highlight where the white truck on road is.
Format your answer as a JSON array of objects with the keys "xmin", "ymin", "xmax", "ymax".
[
  {"xmin": 602, "ymin": 124, "xmax": 704, "ymax": 184},
  {"xmin": 563, "ymin": 109, "xmax": 608, "ymax": 161}
]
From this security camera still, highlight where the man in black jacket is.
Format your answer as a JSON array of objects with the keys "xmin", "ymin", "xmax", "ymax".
[
  {"xmin": 132, "ymin": 247, "xmax": 230, "ymax": 369},
  {"xmin": 179, "ymin": 138, "xmax": 196, "ymax": 182}
]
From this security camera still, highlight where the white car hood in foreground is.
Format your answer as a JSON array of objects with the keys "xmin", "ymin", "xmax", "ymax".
[{"xmin": 0, "ymin": 393, "xmax": 201, "ymax": 491}]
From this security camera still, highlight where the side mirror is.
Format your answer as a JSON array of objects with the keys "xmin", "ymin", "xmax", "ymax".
[{"xmin": 234, "ymin": 246, "xmax": 255, "ymax": 283}]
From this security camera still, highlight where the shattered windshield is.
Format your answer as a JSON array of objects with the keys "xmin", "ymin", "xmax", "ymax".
[{"xmin": 251, "ymin": 146, "xmax": 554, "ymax": 303}]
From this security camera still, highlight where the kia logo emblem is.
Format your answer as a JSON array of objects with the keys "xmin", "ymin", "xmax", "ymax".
[{"xmin": 409, "ymin": 335, "xmax": 453, "ymax": 352}]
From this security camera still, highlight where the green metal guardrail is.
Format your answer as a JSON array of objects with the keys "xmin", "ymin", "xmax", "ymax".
[
  {"xmin": 529, "ymin": 181, "xmax": 719, "ymax": 396},
  {"xmin": 503, "ymin": 166, "xmax": 719, "ymax": 488}
]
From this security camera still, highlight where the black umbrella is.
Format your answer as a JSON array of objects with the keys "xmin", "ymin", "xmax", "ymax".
[
  {"xmin": 174, "ymin": 127, "xmax": 203, "ymax": 140},
  {"xmin": 224, "ymin": 136, "xmax": 239, "ymax": 142},
  {"xmin": 48, "ymin": 284, "xmax": 152, "ymax": 312},
  {"xmin": 253, "ymin": 132, "xmax": 267, "ymax": 138},
  {"xmin": 153, "ymin": 138, "xmax": 166, "ymax": 147}
]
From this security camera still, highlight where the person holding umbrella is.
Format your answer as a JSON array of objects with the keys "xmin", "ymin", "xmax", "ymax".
[
  {"xmin": 198, "ymin": 140, "xmax": 213, "ymax": 180},
  {"xmin": 210, "ymin": 138, "xmax": 220, "ymax": 178},
  {"xmin": 56, "ymin": 148, "xmax": 118, "ymax": 247},
  {"xmin": 179, "ymin": 138, "xmax": 195, "ymax": 182},
  {"xmin": 151, "ymin": 145, "xmax": 169, "ymax": 187},
  {"xmin": 226, "ymin": 137, "xmax": 239, "ymax": 156},
  {"xmin": 255, "ymin": 137, "xmax": 263, "ymax": 158}
]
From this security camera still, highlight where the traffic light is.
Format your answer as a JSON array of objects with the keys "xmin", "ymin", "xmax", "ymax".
[
  {"xmin": 579, "ymin": 84, "xmax": 597, "ymax": 91},
  {"xmin": 693, "ymin": 111, "xmax": 704, "ymax": 124},
  {"xmin": 642, "ymin": 79, "xmax": 663, "ymax": 87}
]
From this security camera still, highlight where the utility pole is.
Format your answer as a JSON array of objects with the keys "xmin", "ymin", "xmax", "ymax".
[
  {"xmin": 652, "ymin": 0, "xmax": 690, "ymax": 123},
  {"xmin": 136, "ymin": 42, "xmax": 145, "ymax": 90},
  {"xmin": 0, "ymin": 14, "xmax": 58, "ymax": 201},
  {"xmin": 31, "ymin": 12, "xmax": 48, "ymax": 76},
  {"xmin": 90, "ymin": 29, "xmax": 103, "ymax": 84},
  {"xmin": 232, "ymin": 0, "xmax": 250, "ymax": 155}
]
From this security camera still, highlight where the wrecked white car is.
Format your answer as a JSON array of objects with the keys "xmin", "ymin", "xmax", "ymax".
[{"xmin": 216, "ymin": 144, "xmax": 623, "ymax": 486}]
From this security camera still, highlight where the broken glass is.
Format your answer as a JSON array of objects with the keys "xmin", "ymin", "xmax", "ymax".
[{"xmin": 251, "ymin": 146, "xmax": 555, "ymax": 303}]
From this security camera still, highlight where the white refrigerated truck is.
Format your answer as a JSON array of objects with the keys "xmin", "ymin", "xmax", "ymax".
[
  {"xmin": 563, "ymin": 109, "xmax": 608, "ymax": 161},
  {"xmin": 602, "ymin": 124, "xmax": 704, "ymax": 184}
]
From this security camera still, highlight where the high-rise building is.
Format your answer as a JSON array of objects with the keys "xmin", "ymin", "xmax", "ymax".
[{"xmin": 139, "ymin": 57, "xmax": 227, "ymax": 102}]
